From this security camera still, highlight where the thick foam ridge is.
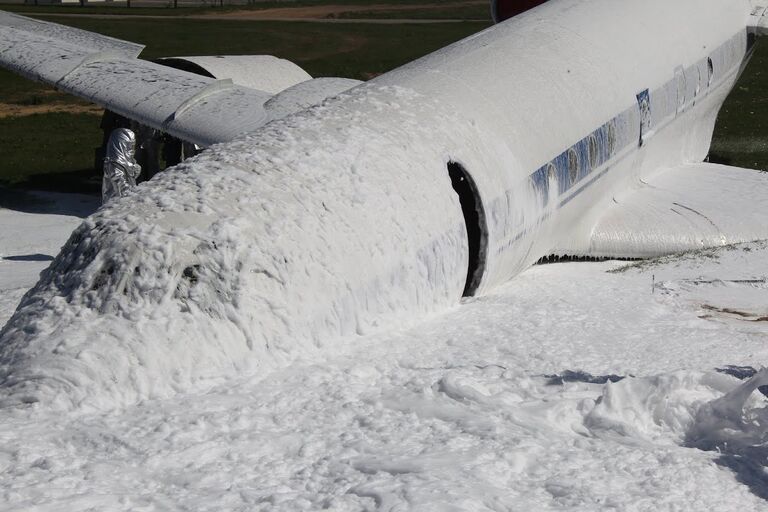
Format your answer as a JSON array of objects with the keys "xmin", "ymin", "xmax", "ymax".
[{"xmin": 0, "ymin": 86, "xmax": 474, "ymax": 411}]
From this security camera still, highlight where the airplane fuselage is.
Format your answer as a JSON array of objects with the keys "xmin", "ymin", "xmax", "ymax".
[
  {"xmin": 370, "ymin": 0, "xmax": 752, "ymax": 291},
  {"xmin": 0, "ymin": 0, "xmax": 757, "ymax": 408}
]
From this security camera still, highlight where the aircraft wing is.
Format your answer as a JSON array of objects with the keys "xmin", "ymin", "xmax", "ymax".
[
  {"xmin": 0, "ymin": 11, "xmax": 272, "ymax": 147},
  {"xmin": 579, "ymin": 163, "xmax": 768, "ymax": 258}
]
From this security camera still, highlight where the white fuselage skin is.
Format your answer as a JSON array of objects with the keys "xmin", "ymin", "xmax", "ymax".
[
  {"xmin": 370, "ymin": 0, "xmax": 752, "ymax": 293},
  {"xmin": 0, "ymin": 0, "xmax": 756, "ymax": 408}
]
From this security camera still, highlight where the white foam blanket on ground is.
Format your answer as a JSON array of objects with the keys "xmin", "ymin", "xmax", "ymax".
[
  {"xmin": 1, "ymin": 192, "xmax": 767, "ymax": 510},
  {"xmin": 0, "ymin": 191, "xmax": 98, "ymax": 327}
]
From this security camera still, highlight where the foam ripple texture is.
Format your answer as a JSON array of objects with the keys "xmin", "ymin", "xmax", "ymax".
[{"xmin": 0, "ymin": 85, "xmax": 473, "ymax": 410}]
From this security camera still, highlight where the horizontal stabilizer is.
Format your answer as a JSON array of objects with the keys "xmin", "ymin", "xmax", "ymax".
[
  {"xmin": 0, "ymin": 12, "xmax": 272, "ymax": 146},
  {"xmin": 587, "ymin": 163, "xmax": 768, "ymax": 258}
]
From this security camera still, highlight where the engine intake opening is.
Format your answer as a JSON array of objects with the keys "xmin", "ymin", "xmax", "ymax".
[{"xmin": 447, "ymin": 161, "xmax": 488, "ymax": 297}]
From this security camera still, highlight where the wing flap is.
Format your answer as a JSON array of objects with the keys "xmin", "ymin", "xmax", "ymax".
[{"xmin": 584, "ymin": 163, "xmax": 768, "ymax": 258}]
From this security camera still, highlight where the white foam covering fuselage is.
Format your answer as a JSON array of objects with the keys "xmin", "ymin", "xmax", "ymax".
[
  {"xmin": 372, "ymin": 0, "xmax": 752, "ymax": 289},
  {"xmin": 0, "ymin": 0, "xmax": 755, "ymax": 409}
]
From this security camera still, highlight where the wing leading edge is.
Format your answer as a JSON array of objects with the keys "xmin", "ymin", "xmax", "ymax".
[{"xmin": 0, "ymin": 11, "xmax": 272, "ymax": 147}]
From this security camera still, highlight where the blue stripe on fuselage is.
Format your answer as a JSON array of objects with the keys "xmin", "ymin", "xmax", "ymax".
[{"xmin": 491, "ymin": 29, "xmax": 747, "ymax": 256}]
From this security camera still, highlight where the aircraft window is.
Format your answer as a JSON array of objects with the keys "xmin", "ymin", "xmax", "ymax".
[
  {"xmin": 707, "ymin": 57, "xmax": 714, "ymax": 87},
  {"xmin": 547, "ymin": 162, "xmax": 557, "ymax": 181},
  {"xmin": 447, "ymin": 161, "xmax": 488, "ymax": 297},
  {"xmin": 606, "ymin": 122, "xmax": 617, "ymax": 156},
  {"xmin": 567, "ymin": 148, "xmax": 579, "ymax": 185},
  {"xmin": 587, "ymin": 135, "xmax": 598, "ymax": 169},
  {"xmin": 546, "ymin": 163, "xmax": 558, "ymax": 203}
]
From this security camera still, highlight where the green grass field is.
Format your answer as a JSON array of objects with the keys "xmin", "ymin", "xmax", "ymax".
[
  {"xmin": 2, "ymin": 17, "xmax": 491, "ymax": 103},
  {"xmin": 710, "ymin": 46, "xmax": 768, "ymax": 169},
  {"xmin": 0, "ymin": 1, "xmax": 490, "ymax": 20},
  {"xmin": 0, "ymin": 13, "xmax": 765, "ymax": 193}
]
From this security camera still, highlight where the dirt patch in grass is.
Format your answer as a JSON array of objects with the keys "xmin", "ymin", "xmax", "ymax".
[
  {"xmin": 323, "ymin": 32, "xmax": 369, "ymax": 57},
  {"xmin": 0, "ymin": 102, "xmax": 103, "ymax": 119}
]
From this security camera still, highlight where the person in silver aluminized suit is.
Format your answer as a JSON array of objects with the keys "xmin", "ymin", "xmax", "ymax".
[{"xmin": 102, "ymin": 128, "xmax": 142, "ymax": 204}]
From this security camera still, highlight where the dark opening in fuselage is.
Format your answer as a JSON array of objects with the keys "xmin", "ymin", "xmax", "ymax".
[{"xmin": 447, "ymin": 161, "xmax": 488, "ymax": 297}]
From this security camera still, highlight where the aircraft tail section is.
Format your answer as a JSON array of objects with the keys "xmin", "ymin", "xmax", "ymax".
[{"xmin": 559, "ymin": 163, "xmax": 768, "ymax": 259}]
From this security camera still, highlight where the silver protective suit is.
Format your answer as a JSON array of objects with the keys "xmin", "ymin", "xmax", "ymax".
[{"xmin": 102, "ymin": 128, "xmax": 141, "ymax": 203}]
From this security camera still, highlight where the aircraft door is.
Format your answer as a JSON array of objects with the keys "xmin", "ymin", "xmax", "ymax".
[{"xmin": 447, "ymin": 161, "xmax": 488, "ymax": 297}]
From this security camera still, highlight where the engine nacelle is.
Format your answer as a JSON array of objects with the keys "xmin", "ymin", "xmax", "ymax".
[
  {"xmin": 155, "ymin": 55, "xmax": 312, "ymax": 94},
  {"xmin": 491, "ymin": 0, "xmax": 549, "ymax": 23}
]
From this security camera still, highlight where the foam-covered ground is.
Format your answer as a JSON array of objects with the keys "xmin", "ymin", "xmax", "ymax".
[
  {"xmin": 0, "ymin": 191, "xmax": 98, "ymax": 327},
  {"xmin": 0, "ymin": 193, "xmax": 767, "ymax": 510}
]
